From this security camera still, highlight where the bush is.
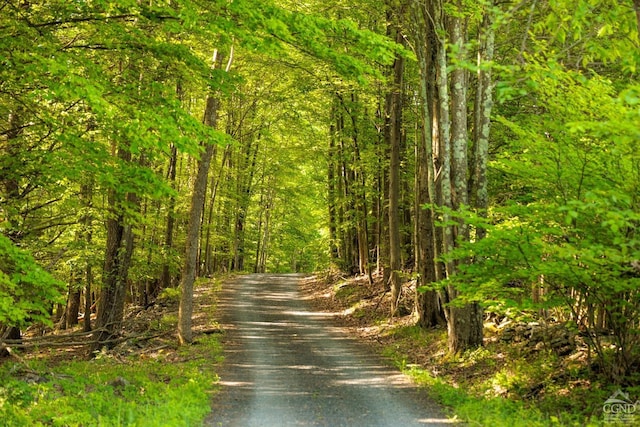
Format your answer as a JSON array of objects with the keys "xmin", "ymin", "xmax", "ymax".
[{"xmin": 0, "ymin": 234, "xmax": 65, "ymax": 329}]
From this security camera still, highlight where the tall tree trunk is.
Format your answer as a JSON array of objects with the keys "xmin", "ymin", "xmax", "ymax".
[
  {"xmin": 66, "ymin": 273, "xmax": 81, "ymax": 329},
  {"xmin": 161, "ymin": 80, "xmax": 183, "ymax": 288},
  {"xmin": 254, "ymin": 176, "xmax": 266, "ymax": 273},
  {"xmin": 94, "ymin": 206, "xmax": 132, "ymax": 348},
  {"xmin": 412, "ymin": 0, "xmax": 443, "ymax": 327},
  {"xmin": 344, "ymin": 93, "xmax": 373, "ymax": 284},
  {"xmin": 178, "ymin": 119, "xmax": 216, "ymax": 344},
  {"xmin": 388, "ymin": 28, "xmax": 405, "ymax": 316},
  {"xmin": 160, "ymin": 143, "xmax": 178, "ymax": 290},
  {"xmin": 94, "ymin": 143, "xmax": 137, "ymax": 350},
  {"xmin": 233, "ymin": 137, "xmax": 259, "ymax": 272},
  {"xmin": 446, "ymin": 11, "xmax": 483, "ymax": 352},
  {"xmin": 205, "ymin": 147, "xmax": 230, "ymax": 274},
  {"xmin": 1, "ymin": 108, "xmax": 24, "ymax": 346},
  {"xmin": 202, "ymin": 156, "xmax": 218, "ymax": 276},
  {"xmin": 81, "ymin": 181, "xmax": 94, "ymax": 332},
  {"xmin": 377, "ymin": 100, "xmax": 390, "ymax": 284},
  {"xmin": 257, "ymin": 186, "xmax": 274, "ymax": 273},
  {"xmin": 178, "ymin": 48, "xmax": 231, "ymax": 344},
  {"xmin": 473, "ymin": 6, "xmax": 495, "ymax": 240},
  {"xmin": 336, "ymin": 108, "xmax": 358, "ymax": 274},
  {"xmin": 328, "ymin": 120, "xmax": 340, "ymax": 262}
]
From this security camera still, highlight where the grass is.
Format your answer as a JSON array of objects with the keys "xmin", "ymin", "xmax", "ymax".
[
  {"xmin": 0, "ymin": 279, "xmax": 224, "ymax": 427},
  {"xmin": 303, "ymin": 273, "xmax": 631, "ymax": 427},
  {"xmin": 382, "ymin": 325, "xmax": 616, "ymax": 427}
]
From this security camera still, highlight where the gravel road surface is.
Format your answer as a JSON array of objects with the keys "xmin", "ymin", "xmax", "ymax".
[{"xmin": 206, "ymin": 274, "xmax": 455, "ymax": 426}]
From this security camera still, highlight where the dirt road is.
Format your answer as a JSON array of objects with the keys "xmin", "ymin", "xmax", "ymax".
[{"xmin": 206, "ymin": 274, "xmax": 454, "ymax": 426}]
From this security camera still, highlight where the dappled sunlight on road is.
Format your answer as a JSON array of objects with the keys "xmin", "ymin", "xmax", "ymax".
[{"xmin": 208, "ymin": 274, "xmax": 457, "ymax": 426}]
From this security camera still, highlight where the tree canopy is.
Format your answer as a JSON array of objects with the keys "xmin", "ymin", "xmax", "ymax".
[{"xmin": 1, "ymin": 0, "xmax": 639, "ymax": 385}]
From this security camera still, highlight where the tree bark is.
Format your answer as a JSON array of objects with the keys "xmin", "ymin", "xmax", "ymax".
[
  {"xmin": 232, "ymin": 137, "xmax": 259, "ymax": 271},
  {"xmin": 412, "ymin": 0, "xmax": 443, "ymax": 327},
  {"xmin": 473, "ymin": 7, "xmax": 495, "ymax": 240},
  {"xmin": 160, "ymin": 143, "xmax": 178, "ymax": 290},
  {"xmin": 178, "ymin": 48, "xmax": 231, "ymax": 344},
  {"xmin": 66, "ymin": 276, "xmax": 81, "ymax": 329},
  {"xmin": 388, "ymin": 47, "xmax": 405, "ymax": 315},
  {"xmin": 81, "ymin": 181, "xmax": 94, "ymax": 332},
  {"xmin": 328, "ymin": 119, "xmax": 340, "ymax": 262},
  {"xmin": 94, "ymin": 143, "xmax": 137, "ymax": 350},
  {"xmin": 447, "ymin": 11, "xmax": 484, "ymax": 352}
]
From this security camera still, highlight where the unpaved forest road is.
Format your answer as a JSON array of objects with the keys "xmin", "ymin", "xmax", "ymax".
[{"xmin": 206, "ymin": 274, "xmax": 454, "ymax": 427}]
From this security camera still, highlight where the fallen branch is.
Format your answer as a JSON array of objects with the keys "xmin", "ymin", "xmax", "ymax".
[
  {"xmin": 2, "ymin": 329, "xmax": 174, "ymax": 349},
  {"xmin": 199, "ymin": 327, "xmax": 223, "ymax": 335}
]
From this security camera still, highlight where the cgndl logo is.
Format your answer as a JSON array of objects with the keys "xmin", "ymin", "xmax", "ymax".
[{"xmin": 603, "ymin": 389, "xmax": 638, "ymax": 424}]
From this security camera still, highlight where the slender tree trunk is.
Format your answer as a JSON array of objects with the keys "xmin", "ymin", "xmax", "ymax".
[
  {"xmin": 233, "ymin": 138, "xmax": 258, "ymax": 271},
  {"xmin": 412, "ymin": 1, "xmax": 443, "ymax": 326},
  {"xmin": 82, "ymin": 181, "xmax": 94, "ymax": 332},
  {"xmin": 258, "ymin": 188, "xmax": 273, "ymax": 273},
  {"xmin": 254, "ymin": 177, "xmax": 266, "ymax": 273},
  {"xmin": 328, "ymin": 121, "xmax": 340, "ymax": 262},
  {"xmin": 206, "ymin": 147, "xmax": 230, "ymax": 274},
  {"xmin": 178, "ymin": 129, "xmax": 216, "ymax": 344},
  {"xmin": 386, "ymin": 5, "xmax": 405, "ymax": 315},
  {"xmin": 178, "ymin": 49, "xmax": 232, "ymax": 344},
  {"xmin": 161, "ymin": 81, "xmax": 183, "ymax": 288},
  {"xmin": 203, "ymin": 157, "xmax": 218, "ymax": 276},
  {"xmin": 179, "ymin": 101, "xmax": 219, "ymax": 341},
  {"xmin": 160, "ymin": 143, "xmax": 178, "ymax": 290},
  {"xmin": 94, "ymin": 142, "xmax": 137, "ymax": 350},
  {"xmin": 473, "ymin": 7, "xmax": 495, "ymax": 240},
  {"xmin": 336, "ymin": 108, "xmax": 358, "ymax": 274},
  {"xmin": 378, "ymin": 101, "xmax": 390, "ymax": 284},
  {"xmin": 84, "ymin": 263, "xmax": 93, "ymax": 332},
  {"xmin": 66, "ymin": 277, "xmax": 81, "ymax": 329},
  {"xmin": 345, "ymin": 93, "xmax": 373, "ymax": 284},
  {"xmin": 447, "ymin": 11, "xmax": 483, "ymax": 352},
  {"xmin": 388, "ymin": 55, "xmax": 405, "ymax": 315}
]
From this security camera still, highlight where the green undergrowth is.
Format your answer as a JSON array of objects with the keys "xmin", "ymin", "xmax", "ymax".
[
  {"xmin": 381, "ymin": 326, "xmax": 615, "ymax": 427},
  {"xmin": 0, "ymin": 333, "xmax": 222, "ymax": 427},
  {"xmin": 0, "ymin": 278, "xmax": 225, "ymax": 427},
  {"xmin": 322, "ymin": 274, "xmax": 624, "ymax": 426}
]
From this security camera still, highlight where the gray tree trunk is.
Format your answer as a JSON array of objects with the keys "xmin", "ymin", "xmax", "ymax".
[
  {"xmin": 178, "ymin": 49, "xmax": 231, "ymax": 344},
  {"xmin": 447, "ymin": 13, "xmax": 481, "ymax": 353},
  {"xmin": 411, "ymin": 0, "xmax": 443, "ymax": 327},
  {"xmin": 178, "ymin": 96, "xmax": 221, "ymax": 344}
]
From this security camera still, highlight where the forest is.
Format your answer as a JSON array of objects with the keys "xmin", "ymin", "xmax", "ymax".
[{"xmin": 1, "ymin": 0, "xmax": 639, "ymax": 425}]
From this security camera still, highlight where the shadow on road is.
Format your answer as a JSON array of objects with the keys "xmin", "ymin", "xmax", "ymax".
[{"xmin": 207, "ymin": 274, "xmax": 457, "ymax": 427}]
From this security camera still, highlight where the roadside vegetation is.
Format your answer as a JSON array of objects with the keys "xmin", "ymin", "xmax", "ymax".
[
  {"xmin": 301, "ymin": 272, "xmax": 632, "ymax": 427},
  {"xmin": 0, "ymin": 280, "xmax": 223, "ymax": 427},
  {"xmin": 2, "ymin": 1, "xmax": 639, "ymax": 425}
]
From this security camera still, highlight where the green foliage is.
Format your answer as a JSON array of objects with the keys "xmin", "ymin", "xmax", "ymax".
[
  {"xmin": 384, "ymin": 344, "xmax": 605, "ymax": 427},
  {"xmin": 0, "ymin": 235, "xmax": 65, "ymax": 327},
  {"xmin": 439, "ymin": 57, "xmax": 640, "ymax": 380},
  {"xmin": 157, "ymin": 287, "xmax": 181, "ymax": 304},
  {"xmin": 531, "ymin": 0, "xmax": 640, "ymax": 73},
  {"xmin": 0, "ymin": 335, "xmax": 222, "ymax": 426},
  {"xmin": 0, "ymin": 0, "xmax": 398, "ymax": 294}
]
